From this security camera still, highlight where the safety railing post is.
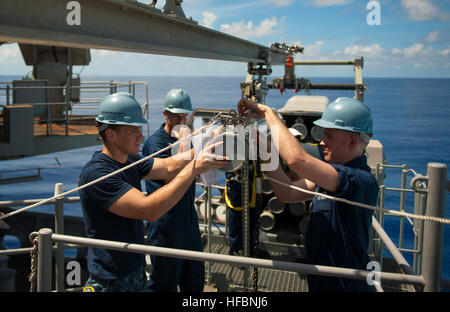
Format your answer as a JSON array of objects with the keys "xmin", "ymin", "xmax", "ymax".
[
  {"xmin": 377, "ymin": 184, "xmax": 386, "ymax": 266},
  {"xmin": 65, "ymin": 48, "xmax": 72, "ymax": 136},
  {"xmin": 65, "ymin": 84, "xmax": 70, "ymax": 136},
  {"xmin": 145, "ymin": 82, "xmax": 149, "ymax": 137},
  {"xmin": 54, "ymin": 183, "xmax": 65, "ymax": 292},
  {"xmin": 6, "ymin": 84, "xmax": 10, "ymax": 105},
  {"xmin": 399, "ymin": 165, "xmax": 407, "ymax": 248},
  {"xmin": 37, "ymin": 228, "xmax": 53, "ymax": 292},
  {"xmin": 46, "ymin": 86, "xmax": 52, "ymax": 136},
  {"xmin": 206, "ymin": 186, "xmax": 212, "ymax": 286},
  {"xmin": 413, "ymin": 192, "xmax": 426, "ymax": 275},
  {"xmin": 421, "ymin": 163, "xmax": 447, "ymax": 292}
]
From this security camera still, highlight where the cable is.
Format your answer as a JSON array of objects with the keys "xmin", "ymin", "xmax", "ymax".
[
  {"xmin": 264, "ymin": 175, "xmax": 450, "ymax": 225},
  {"xmin": 0, "ymin": 119, "xmax": 219, "ymax": 221}
]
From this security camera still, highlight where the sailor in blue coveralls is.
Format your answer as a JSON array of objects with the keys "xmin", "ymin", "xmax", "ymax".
[
  {"xmin": 143, "ymin": 88, "xmax": 205, "ymax": 292},
  {"xmin": 79, "ymin": 92, "xmax": 227, "ymax": 292},
  {"xmin": 237, "ymin": 97, "xmax": 379, "ymax": 292}
]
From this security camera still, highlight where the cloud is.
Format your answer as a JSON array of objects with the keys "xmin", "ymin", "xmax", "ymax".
[
  {"xmin": 330, "ymin": 42, "xmax": 450, "ymax": 74},
  {"xmin": 392, "ymin": 43, "xmax": 434, "ymax": 58},
  {"xmin": 0, "ymin": 43, "xmax": 21, "ymax": 64},
  {"xmin": 322, "ymin": 41, "xmax": 450, "ymax": 77},
  {"xmin": 401, "ymin": 0, "xmax": 450, "ymax": 22},
  {"xmin": 201, "ymin": 11, "xmax": 217, "ymax": 29},
  {"xmin": 302, "ymin": 40, "xmax": 326, "ymax": 57},
  {"xmin": 0, "ymin": 43, "xmax": 29, "ymax": 74},
  {"xmin": 439, "ymin": 47, "xmax": 450, "ymax": 57},
  {"xmin": 425, "ymin": 30, "xmax": 441, "ymax": 43},
  {"xmin": 220, "ymin": 17, "xmax": 281, "ymax": 39},
  {"xmin": 265, "ymin": 0, "xmax": 296, "ymax": 7},
  {"xmin": 309, "ymin": 0, "xmax": 354, "ymax": 7},
  {"xmin": 90, "ymin": 49, "xmax": 120, "ymax": 57},
  {"xmin": 424, "ymin": 30, "xmax": 449, "ymax": 44},
  {"xmin": 333, "ymin": 43, "xmax": 387, "ymax": 59},
  {"xmin": 183, "ymin": 0, "xmax": 210, "ymax": 5}
]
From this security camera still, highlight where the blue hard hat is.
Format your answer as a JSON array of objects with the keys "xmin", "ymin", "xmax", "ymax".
[
  {"xmin": 96, "ymin": 92, "xmax": 148, "ymax": 126},
  {"xmin": 162, "ymin": 88, "xmax": 193, "ymax": 113},
  {"xmin": 313, "ymin": 97, "xmax": 373, "ymax": 134}
]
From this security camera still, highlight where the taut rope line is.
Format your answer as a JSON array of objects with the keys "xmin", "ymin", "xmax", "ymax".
[
  {"xmin": 0, "ymin": 119, "xmax": 219, "ymax": 221},
  {"xmin": 264, "ymin": 175, "xmax": 450, "ymax": 225}
]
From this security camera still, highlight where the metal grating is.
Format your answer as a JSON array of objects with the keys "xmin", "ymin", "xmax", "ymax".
[
  {"xmin": 203, "ymin": 234, "xmax": 414, "ymax": 292},
  {"xmin": 203, "ymin": 235, "xmax": 308, "ymax": 292}
]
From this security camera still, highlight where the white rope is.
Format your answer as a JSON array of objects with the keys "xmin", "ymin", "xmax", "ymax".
[
  {"xmin": 264, "ymin": 175, "xmax": 450, "ymax": 225},
  {"xmin": 0, "ymin": 120, "xmax": 218, "ymax": 221}
]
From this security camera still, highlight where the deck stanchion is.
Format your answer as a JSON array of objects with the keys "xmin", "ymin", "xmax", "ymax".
[
  {"xmin": 206, "ymin": 186, "xmax": 212, "ymax": 286},
  {"xmin": 54, "ymin": 183, "xmax": 65, "ymax": 292},
  {"xmin": 421, "ymin": 163, "xmax": 447, "ymax": 292},
  {"xmin": 37, "ymin": 228, "xmax": 53, "ymax": 292}
]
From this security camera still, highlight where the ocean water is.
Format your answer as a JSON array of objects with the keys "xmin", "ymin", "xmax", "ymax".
[{"xmin": 0, "ymin": 75, "xmax": 449, "ymax": 284}]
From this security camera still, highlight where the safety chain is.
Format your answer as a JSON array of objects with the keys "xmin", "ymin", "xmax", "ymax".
[
  {"xmin": 28, "ymin": 232, "xmax": 39, "ymax": 292},
  {"xmin": 264, "ymin": 175, "xmax": 450, "ymax": 225}
]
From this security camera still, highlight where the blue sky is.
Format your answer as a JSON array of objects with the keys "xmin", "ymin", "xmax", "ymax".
[{"xmin": 1, "ymin": 0, "xmax": 449, "ymax": 77}]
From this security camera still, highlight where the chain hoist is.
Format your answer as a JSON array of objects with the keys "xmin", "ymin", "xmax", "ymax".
[{"xmin": 241, "ymin": 159, "xmax": 250, "ymax": 291}]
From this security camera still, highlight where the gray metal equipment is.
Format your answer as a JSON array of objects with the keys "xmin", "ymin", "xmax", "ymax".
[{"xmin": 0, "ymin": 0, "xmax": 288, "ymax": 65}]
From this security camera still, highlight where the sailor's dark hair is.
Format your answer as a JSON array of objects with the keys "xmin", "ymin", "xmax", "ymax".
[{"xmin": 96, "ymin": 121, "xmax": 121, "ymax": 141}]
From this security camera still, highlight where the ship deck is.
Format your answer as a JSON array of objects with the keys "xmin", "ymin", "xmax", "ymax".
[
  {"xmin": 0, "ymin": 115, "xmax": 98, "ymax": 141},
  {"xmin": 202, "ymin": 234, "xmax": 415, "ymax": 292},
  {"xmin": 203, "ymin": 234, "xmax": 309, "ymax": 292},
  {"xmin": 32, "ymin": 117, "xmax": 98, "ymax": 137}
]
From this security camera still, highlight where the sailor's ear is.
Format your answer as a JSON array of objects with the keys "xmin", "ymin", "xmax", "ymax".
[
  {"xmin": 104, "ymin": 126, "xmax": 120, "ymax": 142},
  {"xmin": 347, "ymin": 133, "xmax": 359, "ymax": 149}
]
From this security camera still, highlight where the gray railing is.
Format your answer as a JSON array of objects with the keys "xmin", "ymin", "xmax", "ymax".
[
  {"xmin": 0, "ymin": 80, "xmax": 150, "ymax": 137},
  {"xmin": 0, "ymin": 162, "xmax": 448, "ymax": 292},
  {"xmin": 0, "ymin": 157, "xmax": 61, "ymax": 185},
  {"xmin": 372, "ymin": 162, "xmax": 448, "ymax": 291},
  {"xmin": 34, "ymin": 228, "xmax": 425, "ymax": 292}
]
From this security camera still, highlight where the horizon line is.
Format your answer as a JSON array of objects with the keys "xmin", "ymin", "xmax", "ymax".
[{"xmin": 0, "ymin": 74, "xmax": 449, "ymax": 79}]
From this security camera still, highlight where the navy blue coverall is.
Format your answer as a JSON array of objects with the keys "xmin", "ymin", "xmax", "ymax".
[
  {"xmin": 79, "ymin": 151, "xmax": 154, "ymax": 291},
  {"xmin": 143, "ymin": 123, "xmax": 204, "ymax": 292},
  {"xmin": 305, "ymin": 155, "xmax": 379, "ymax": 292}
]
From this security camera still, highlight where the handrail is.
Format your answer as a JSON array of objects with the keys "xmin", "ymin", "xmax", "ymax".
[
  {"xmin": 0, "ymin": 80, "xmax": 149, "ymax": 137},
  {"xmin": 2, "ymin": 161, "xmax": 446, "ymax": 292},
  {"xmin": 0, "ymin": 158, "xmax": 61, "ymax": 185},
  {"xmin": 33, "ymin": 228, "xmax": 425, "ymax": 292},
  {"xmin": 0, "ymin": 247, "xmax": 33, "ymax": 255},
  {"xmin": 0, "ymin": 196, "xmax": 80, "ymax": 208},
  {"xmin": 371, "ymin": 216, "xmax": 417, "ymax": 292}
]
